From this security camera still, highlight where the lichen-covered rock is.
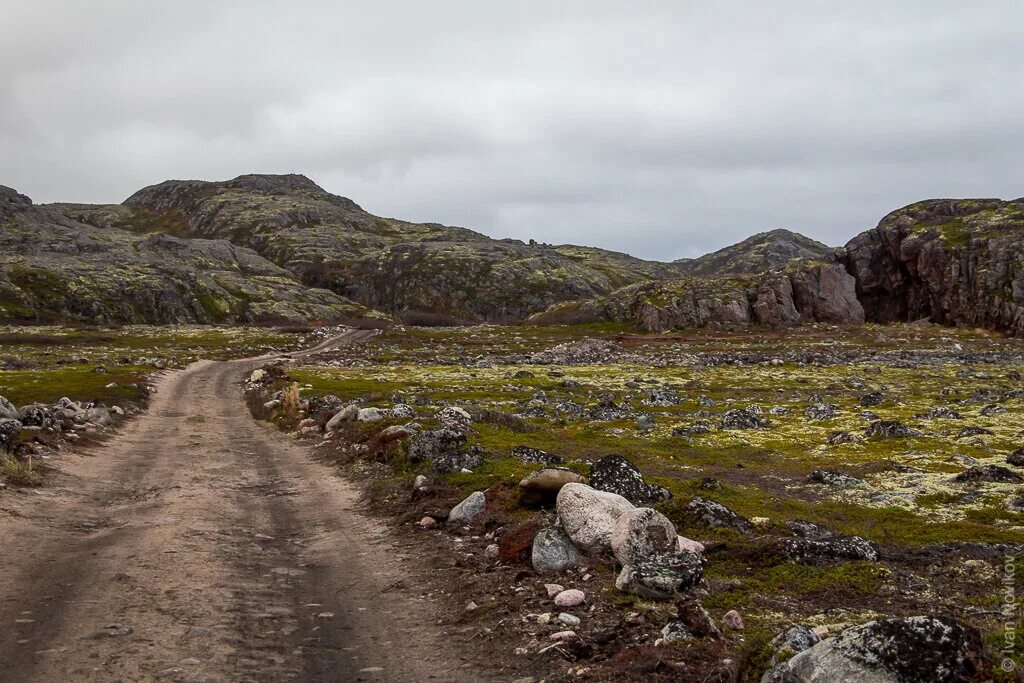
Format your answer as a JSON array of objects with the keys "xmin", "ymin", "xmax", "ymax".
[
  {"xmin": 436, "ymin": 406, "xmax": 472, "ymax": 433},
  {"xmin": 325, "ymin": 404, "xmax": 359, "ymax": 431},
  {"xmin": 356, "ymin": 407, "xmax": 383, "ymax": 422},
  {"xmin": 780, "ymin": 535, "xmax": 881, "ymax": 563},
  {"xmin": 589, "ymin": 454, "xmax": 671, "ymax": 505},
  {"xmin": 531, "ymin": 526, "xmax": 584, "ymax": 574},
  {"xmin": 952, "ymin": 464, "xmax": 1024, "ymax": 484},
  {"xmin": 761, "ymin": 615, "xmax": 985, "ymax": 683},
  {"xmin": 808, "ymin": 469, "xmax": 867, "ymax": 489},
  {"xmin": 389, "ymin": 403, "xmax": 416, "ymax": 420},
  {"xmin": 610, "ymin": 507, "xmax": 678, "ymax": 567},
  {"xmin": 519, "ymin": 467, "xmax": 585, "ymax": 495},
  {"xmin": 407, "ymin": 428, "xmax": 482, "ymax": 473},
  {"xmin": 684, "ymin": 497, "xmax": 753, "ymax": 533},
  {"xmin": 865, "ymin": 421, "xmax": 919, "ymax": 438},
  {"xmin": 804, "ymin": 403, "xmax": 839, "ymax": 421},
  {"xmin": 721, "ymin": 408, "xmax": 766, "ymax": 430},
  {"xmin": 0, "ymin": 396, "xmax": 18, "ymax": 421},
  {"xmin": 556, "ymin": 483, "xmax": 634, "ymax": 553},
  {"xmin": 614, "ymin": 550, "xmax": 705, "ymax": 600},
  {"xmin": 447, "ymin": 491, "xmax": 486, "ymax": 525},
  {"xmin": 0, "ymin": 418, "xmax": 23, "ymax": 448},
  {"xmin": 377, "ymin": 425, "xmax": 413, "ymax": 443},
  {"xmin": 511, "ymin": 445, "xmax": 563, "ymax": 465},
  {"xmin": 859, "ymin": 391, "xmax": 885, "ymax": 407},
  {"xmin": 17, "ymin": 404, "xmax": 57, "ymax": 430}
]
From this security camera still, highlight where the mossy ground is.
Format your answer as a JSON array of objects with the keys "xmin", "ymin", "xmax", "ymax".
[{"xmin": 280, "ymin": 321, "xmax": 1024, "ymax": 678}]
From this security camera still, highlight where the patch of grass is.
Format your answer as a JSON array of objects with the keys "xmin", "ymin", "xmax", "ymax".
[{"xmin": 1, "ymin": 455, "xmax": 43, "ymax": 487}]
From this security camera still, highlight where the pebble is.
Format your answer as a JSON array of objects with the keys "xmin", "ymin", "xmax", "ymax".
[
  {"xmin": 544, "ymin": 583, "xmax": 565, "ymax": 598},
  {"xmin": 484, "ymin": 543, "xmax": 499, "ymax": 559},
  {"xmin": 557, "ymin": 613, "xmax": 581, "ymax": 627},
  {"xmin": 554, "ymin": 589, "xmax": 586, "ymax": 608},
  {"xmin": 722, "ymin": 610, "xmax": 744, "ymax": 630},
  {"xmin": 418, "ymin": 516, "xmax": 437, "ymax": 529},
  {"xmin": 549, "ymin": 630, "xmax": 578, "ymax": 641}
]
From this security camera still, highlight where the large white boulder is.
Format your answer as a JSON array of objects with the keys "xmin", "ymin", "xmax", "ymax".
[{"xmin": 556, "ymin": 483, "xmax": 634, "ymax": 553}]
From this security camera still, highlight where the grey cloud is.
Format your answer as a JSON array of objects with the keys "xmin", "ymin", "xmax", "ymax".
[{"xmin": 2, "ymin": 1, "xmax": 1022, "ymax": 260}]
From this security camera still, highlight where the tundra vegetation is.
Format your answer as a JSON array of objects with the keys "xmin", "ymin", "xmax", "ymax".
[{"xmin": 246, "ymin": 321, "xmax": 1024, "ymax": 681}]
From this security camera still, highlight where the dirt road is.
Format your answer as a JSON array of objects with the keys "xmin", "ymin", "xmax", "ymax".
[{"xmin": 0, "ymin": 330, "xmax": 487, "ymax": 682}]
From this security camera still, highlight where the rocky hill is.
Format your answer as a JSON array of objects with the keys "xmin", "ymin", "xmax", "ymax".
[
  {"xmin": 675, "ymin": 228, "xmax": 832, "ymax": 277},
  {"xmin": 6, "ymin": 171, "xmax": 1023, "ymax": 335},
  {"xmin": 0, "ymin": 185, "xmax": 383, "ymax": 326},
  {"xmin": 839, "ymin": 197, "xmax": 1024, "ymax": 334},
  {"xmin": 84, "ymin": 174, "xmax": 679, "ymax": 324}
]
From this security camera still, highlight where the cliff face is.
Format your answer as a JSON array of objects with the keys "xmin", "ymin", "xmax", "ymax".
[
  {"xmin": 0, "ymin": 185, "xmax": 384, "ymax": 326},
  {"xmin": 530, "ymin": 261, "xmax": 864, "ymax": 332},
  {"xmin": 839, "ymin": 198, "xmax": 1024, "ymax": 333}
]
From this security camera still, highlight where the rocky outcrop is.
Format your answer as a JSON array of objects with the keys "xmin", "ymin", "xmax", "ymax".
[
  {"xmin": 675, "ymin": 228, "xmax": 832, "ymax": 277},
  {"xmin": 839, "ymin": 197, "xmax": 1024, "ymax": 334},
  {"xmin": 531, "ymin": 260, "xmax": 864, "ymax": 332},
  {"xmin": 0, "ymin": 185, "xmax": 384, "ymax": 326}
]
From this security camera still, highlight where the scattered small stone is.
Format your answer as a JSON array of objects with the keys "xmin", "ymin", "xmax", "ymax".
[
  {"xmin": 722, "ymin": 610, "xmax": 744, "ymax": 631},
  {"xmin": 553, "ymin": 589, "xmax": 586, "ymax": 608},
  {"xmin": 557, "ymin": 613, "xmax": 581, "ymax": 627},
  {"xmin": 544, "ymin": 584, "xmax": 565, "ymax": 598},
  {"xmin": 88, "ymin": 624, "xmax": 133, "ymax": 639}
]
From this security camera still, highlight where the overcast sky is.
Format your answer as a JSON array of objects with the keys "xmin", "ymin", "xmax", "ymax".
[{"xmin": 2, "ymin": 2, "xmax": 1022, "ymax": 260}]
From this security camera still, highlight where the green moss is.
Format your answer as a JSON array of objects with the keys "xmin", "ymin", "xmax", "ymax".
[{"xmin": 197, "ymin": 292, "xmax": 232, "ymax": 322}]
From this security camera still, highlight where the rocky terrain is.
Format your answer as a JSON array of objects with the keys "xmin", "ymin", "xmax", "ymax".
[
  {"xmin": 0, "ymin": 185, "xmax": 383, "ymax": 326},
  {"xmin": 675, "ymin": 228, "xmax": 832, "ymax": 277},
  {"xmin": 6, "ymin": 174, "xmax": 1024, "ymax": 340},
  {"xmin": 239, "ymin": 322, "xmax": 1024, "ymax": 681}
]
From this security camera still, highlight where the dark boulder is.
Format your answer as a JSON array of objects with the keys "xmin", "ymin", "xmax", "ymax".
[
  {"xmin": 588, "ymin": 454, "xmax": 671, "ymax": 505},
  {"xmin": 721, "ymin": 408, "xmax": 765, "ymax": 430},
  {"xmin": 780, "ymin": 535, "xmax": 881, "ymax": 563},
  {"xmin": 683, "ymin": 497, "xmax": 752, "ymax": 533},
  {"xmin": 511, "ymin": 445, "xmax": 563, "ymax": 465},
  {"xmin": 952, "ymin": 465, "xmax": 1024, "ymax": 484},
  {"xmin": 865, "ymin": 421, "xmax": 919, "ymax": 438},
  {"xmin": 615, "ymin": 550, "xmax": 705, "ymax": 600},
  {"xmin": 407, "ymin": 428, "xmax": 482, "ymax": 473}
]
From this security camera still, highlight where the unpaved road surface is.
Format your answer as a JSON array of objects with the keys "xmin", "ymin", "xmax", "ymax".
[{"xmin": 0, "ymin": 330, "xmax": 489, "ymax": 682}]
